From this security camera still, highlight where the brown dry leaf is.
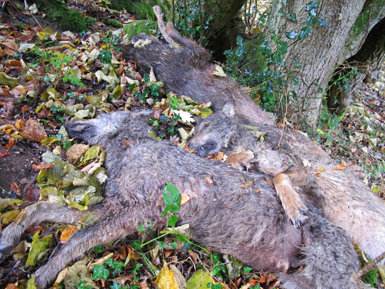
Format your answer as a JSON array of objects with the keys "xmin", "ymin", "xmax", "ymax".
[
  {"xmin": 187, "ymin": 250, "xmax": 199, "ymax": 263},
  {"xmin": 207, "ymin": 151, "xmax": 224, "ymax": 161},
  {"xmin": 0, "ymin": 124, "xmax": 16, "ymax": 134},
  {"xmin": 5, "ymin": 59, "xmax": 23, "ymax": 73},
  {"xmin": 9, "ymin": 85, "xmax": 26, "ymax": 97},
  {"xmin": 0, "ymin": 86, "xmax": 10, "ymax": 96},
  {"xmin": 21, "ymin": 105, "xmax": 30, "ymax": 112},
  {"xmin": 10, "ymin": 182, "xmax": 20, "ymax": 194},
  {"xmin": 180, "ymin": 194, "xmax": 191, "ymax": 205},
  {"xmin": 60, "ymin": 226, "xmax": 78, "ymax": 243},
  {"xmin": 265, "ymin": 176, "xmax": 274, "ymax": 187},
  {"xmin": 316, "ymin": 166, "xmax": 326, "ymax": 171},
  {"xmin": 204, "ymin": 176, "xmax": 214, "ymax": 185},
  {"xmin": 66, "ymin": 144, "xmax": 90, "ymax": 163},
  {"xmin": 14, "ymin": 119, "xmax": 24, "ymax": 130},
  {"xmin": 333, "ymin": 164, "xmax": 347, "ymax": 170},
  {"xmin": 32, "ymin": 163, "xmax": 54, "ymax": 171},
  {"xmin": 139, "ymin": 280, "xmax": 151, "ymax": 289},
  {"xmin": 20, "ymin": 119, "xmax": 47, "ymax": 142},
  {"xmin": 226, "ymin": 151, "xmax": 254, "ymax": 170},
  {"xmin": 183, "ymin": 144, "xmax": 196, "ymax": 153},
  {"xmin": 5, "ymin": 137, "xmax": 15, "ymax": 148},
  {"xmin": 2, "ymin": 38, "xmax": 18, "ymax": 55}
]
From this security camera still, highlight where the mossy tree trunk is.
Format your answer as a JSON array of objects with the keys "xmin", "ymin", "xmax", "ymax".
[{"xmin": 265, "ymin": 0, "xmax": 367, "ymax": 126}]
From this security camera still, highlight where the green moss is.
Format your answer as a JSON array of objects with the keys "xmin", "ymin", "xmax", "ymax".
[
  {"xmin": 111, "ymin": 0, "xmax": 171, "ymax": 21},
  {"xmin": 104, "ymin": 19, "xmax": 123, "ymax": 28},
  {"xmin": 350, "ymin": 0, "xmax": 384, "ymax": 40},
  {"xmin": 123, "ymin": 20, "xmax": 157, "ymax": 39},
  {"xmin": 110, "ymin": 0, "xmax": 130, "ymax": 11},
  {"xmin": 30, "ymin": 0, "xmax": 94, "ymax": 32}
]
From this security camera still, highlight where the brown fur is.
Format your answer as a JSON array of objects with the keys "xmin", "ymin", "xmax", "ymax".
[
  {"xmin": 123, "ymin": 25, "xmax": 385, "ymax": 265},
  {"xmin": 0, "ymin": 111, "xmax": 361, "ymax": 288},
  {"xmin": 189, "ymin": 113, "xmax": 385, "ymax": 263},
  {"xmin": 122, "ymin": 34, "xmax": 273, "ymax": 126}
]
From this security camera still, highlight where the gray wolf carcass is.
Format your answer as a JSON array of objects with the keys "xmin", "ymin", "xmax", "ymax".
[{"xmin": 0, "ymin": 111, "xmax": 360, "ymax": 288}]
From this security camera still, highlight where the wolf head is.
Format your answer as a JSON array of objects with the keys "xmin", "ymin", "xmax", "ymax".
[
  {"xmin": 64, "ymin": 110, "xmax": 154, "ymax": 145},
  {"xmin": 189, "ymin": 113, "xmax": 238, "ymax": 157}
]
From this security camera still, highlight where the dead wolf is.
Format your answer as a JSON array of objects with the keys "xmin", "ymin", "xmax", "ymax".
[
  {"xmin": 0, "ymin": 111, "xmax": 361, "ymax": 288},
  {"xmin": 189, "ymin": 112, "xmax": 385, "ymax": 263}
]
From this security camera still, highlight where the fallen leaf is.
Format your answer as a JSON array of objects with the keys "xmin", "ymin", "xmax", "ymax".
[
  {"xmin": 212, "ymin": 64, "xmax": 227, "ymax": 77},
  {"xmin": 66, "ymin": 144, "xmax": 90, "ymax": 163},
  {"xmin": 180, "ymin": 194, "xmax": 191, "ymax": 205},
  {"xmin": 154, "ymin": 262, "xmax": 180, "ymax": 289},
  {"xmin": 26, "ymin": 231, "xmax": 54, "ymax": 266},
  {"xmin": 20, "ymin": 119, "xmax": 47, "ymax": 142},
  {"xmin": 207, "ymin": 151, "xmax": 224, "ymax": 161},
  {"xmin": 14, "ymin": 119, "xmax": 24, "ymax": 130},
  {"xmin": 187, "ymin": 269, "xmax": 215, "ymax": 289},
  {"xmin": 0, "ymin": 209, "xmax": 21, "ymax": 225},
  {"xmin": 316, "ymin": 166, "xmax": 326, "ymax": 171},
  {"xmin": 32, "ymin": 163, "xmax": 54, "ymax": 171},
  {"xmin": 60, "ymin": 226, "xmax": 78, "ymax": 243}
]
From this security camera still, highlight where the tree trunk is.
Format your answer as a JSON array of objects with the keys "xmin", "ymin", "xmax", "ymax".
[
  {"xmin": 328, "ymin": 15, "xmax": 385, "ymax": 114},
  {"xmin": 265, "ymin": 0, "xmax": 366, "ymax": 126},
  {"xmin": 327, "ymin": 0, "xmax": 385, "ymax": 114}
]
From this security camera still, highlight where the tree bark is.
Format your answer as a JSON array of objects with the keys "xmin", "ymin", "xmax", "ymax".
[
  {"xmin": 328, "ymin": 15, "xmax": 385, "ymax": 114},
  {"xmin": 265, "ymin": 0, "xmax": 366, "ymax": 126}
]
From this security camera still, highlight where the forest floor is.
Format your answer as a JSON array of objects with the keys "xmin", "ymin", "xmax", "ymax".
[{"xmin": 0, "ymin": 1, "xmax": 384, "ymax": 289}]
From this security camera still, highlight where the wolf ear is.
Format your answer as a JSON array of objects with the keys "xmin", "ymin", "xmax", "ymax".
[{"xmin": 222, "ymin": 101, "xmax": 235, "ymax": 118}]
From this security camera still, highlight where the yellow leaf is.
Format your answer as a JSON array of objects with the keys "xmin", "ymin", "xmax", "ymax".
[
  {"xmin": 14, "ymin": 119, "xmax": 24, "ymax": 131},
  {"xmin": 211, "ymin": 65, "xmax": 227, "ymax": 77},
  {"xmin": 186, "ymin": 269, "xmax": 215, "ymax": 289},
  {"xmin": 155, "ymin": 262, "xmax": 179, "ymax": 289},
  {"xmin": 26, "ymin": 232, "xmax": 54, "ymax": 266},
  {"xmin": 316, "ymin": 166, "xmax": 325, "ymax": 171},
  {"xmin": 60, "ymin": 226, "xmax": 78, "ymax": 243},
  {"xmin": 0, "ymin": 209, "xmax": 21, "ymax": 225}
]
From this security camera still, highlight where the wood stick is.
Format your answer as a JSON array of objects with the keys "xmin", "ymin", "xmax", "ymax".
[{"xmin": 153, "ymin": 5, "xmax": 173, "ymax": 45}]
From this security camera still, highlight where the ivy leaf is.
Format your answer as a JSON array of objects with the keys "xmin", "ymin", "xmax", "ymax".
[
  {"xmin": 318, "ymin": 18, "xmax": 329, "ymax": 26},
  {"xmin": 92, "ymin": 264, "xmax": 110, "ymax": 280},
  {"xmin": 285, "ymin": 29, "xmax": 298, "ymax": 39}
]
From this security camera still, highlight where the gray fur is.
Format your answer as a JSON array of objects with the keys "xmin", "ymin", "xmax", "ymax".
[{"xmin": 0, "ymin": 111, "xmax": 362, "ymax": 288}]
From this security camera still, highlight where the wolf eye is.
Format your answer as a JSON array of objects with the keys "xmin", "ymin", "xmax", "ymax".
[{"xmin": 201, "ymin": 141, "xmax": 216, "ymax": 150}]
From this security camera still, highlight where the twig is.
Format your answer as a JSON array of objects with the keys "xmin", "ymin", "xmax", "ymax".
[
  {"xmin": 153, "ymin": 5, "xmax": 173, "ymax": 45},
  {"xmin": 352, "ymin": 250, "xmax": 385, "ymax": 280}
]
